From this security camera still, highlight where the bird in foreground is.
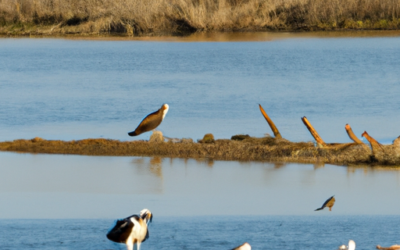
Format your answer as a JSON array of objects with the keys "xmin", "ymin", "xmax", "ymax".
[
  {"xmin": 231, "ymin": 242, "xmax": 251, "ymax": 250},
  {"xmin": 128, "ymin": 104, "xmax": 169, "ymax": 136},
  {"xmin": 315, "ymin": 195, "xmax": 335, "ymax": 211},
  {"xmin": 376, "ymin": 245, "xmax": 400, "ymax": 250},
  {"xmin": 338, "ymin": 240, "xmax": 356, "ymax": 250},
  {"xmin": 107, "ymin": 208, "xmax": 153, "ymax": 250}
]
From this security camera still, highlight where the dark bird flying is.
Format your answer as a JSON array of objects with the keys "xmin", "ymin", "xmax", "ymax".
[{"xmin": 315, "ymin": 195, "xmax": 335, "ymax": 211}]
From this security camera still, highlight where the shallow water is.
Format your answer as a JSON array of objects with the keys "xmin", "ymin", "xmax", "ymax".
[
  {"xmin": 1, "ymin": 33, "xmax": 400, "ymax": 249},
  {"xmin": 1, "ymin": 216, "xmax": 400, "ymax": 250},
  {"xmin": 1, "ymin": 152, "xmax": 400, "ymax": 219},
  {"xmin": 1, "ymin": 33, "xmax": 400, "ymax": 143}
]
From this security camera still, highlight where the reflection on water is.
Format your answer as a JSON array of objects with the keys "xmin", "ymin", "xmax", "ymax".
[
  {"xmin": 53, "ymin": 30, "xmax": 400, "ymax": 42},
  {"xmin": 1, "ymin": 152, "xmax": 400, "ymax": 219}
]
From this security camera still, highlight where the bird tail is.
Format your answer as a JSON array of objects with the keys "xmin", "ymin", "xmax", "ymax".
[
  {"xmin": 128, "ymin": 131, "xmax": 137, "ymax": 136},
  {"xmin": 314, "ymin": 208, "xmax": 323, "ymax": 211}
]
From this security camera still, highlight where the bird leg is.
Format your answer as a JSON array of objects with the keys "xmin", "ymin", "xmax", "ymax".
[{"xmin": 126, "ymin": 241, "xmax": 133, "ymax": 250}]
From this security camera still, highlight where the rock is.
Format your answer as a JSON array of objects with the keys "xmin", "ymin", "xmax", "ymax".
[
  {"xmin": 198, "ymin": 133, "xmax": 215, "ymax": 143},
  {"xmin": 31, "ymin": 137, "xmax": 44, "ymax": 142},
  {"xmin": 180, "ymin": 138, "xmax": 193, "ymax": 143},
  {"xmin": 149, "ymin": 131, "xmax": 164, "ymax": 143}
]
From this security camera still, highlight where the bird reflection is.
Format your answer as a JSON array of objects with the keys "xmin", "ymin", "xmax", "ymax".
[
  {"xmin": 313, "ymin": 162, "xmax": 325, "ymax": 169},
  {"xmin": 131, "ymin": 156, "xmax": 163, "ymax": 179},
  {"xmin": 194, "ymin": 158, "xmax": 214, "ymax": 167},
  {"xmin": 274, "ymin": 162, "xmax": 286, "ymax": 169}
]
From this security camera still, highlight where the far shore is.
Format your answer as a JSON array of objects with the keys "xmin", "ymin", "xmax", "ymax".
[
  {"xmin": 1, "ymin": 0, "xmax": 400, "ymax": 38},
  {"xmin": 2, "ymin": 30, "xmax": 400, "ymax": 42},
  {"xmin": 1, "ymin": 136, "xmax": 400, "ymax": 167}
]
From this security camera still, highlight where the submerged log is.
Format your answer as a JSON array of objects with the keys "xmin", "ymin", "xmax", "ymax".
[
  {"xmin": 259, "ymin": 104, "xmax": 282, "ymax": 139},
  {"xmin": 345, "ymin": 124, "xmax": 364, "ymax": 144},
  {"xmin": 301, "ymin": 116, "xmax": 326, "ymax": 147}
]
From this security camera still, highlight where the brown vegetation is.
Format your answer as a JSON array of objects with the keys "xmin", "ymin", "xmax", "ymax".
[
  {"xmin": 1, "ymin": 135, "xmax": 399, "ymax": 166},
  {"xmin": 1, "ymin": 0, "xmax": 400, "ymax": 36}
]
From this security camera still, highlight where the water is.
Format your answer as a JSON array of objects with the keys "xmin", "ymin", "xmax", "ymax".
[
  {"xmin": 1, "ymin": 33, "xmax": 400, "ymax": 143},
  {"xmin": 1, "ymin": 33, "xmax": 400, "ymax": 248},
  {"xmin": 1, "ymin": 216, "xmax": 399, "ymax": 249}
]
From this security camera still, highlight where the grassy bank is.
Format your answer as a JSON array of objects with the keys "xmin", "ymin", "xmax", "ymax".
[
  {"xmin": 1, "ymin": 136, "xmax": 400, "ymax": 166},
  {"xmin": 1, "ymin": 0, "xmax": 400, "ymax": 36}
]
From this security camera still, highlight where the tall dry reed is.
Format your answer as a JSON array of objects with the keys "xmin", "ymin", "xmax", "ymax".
[{"xmin": 1, "ymin": 0, "xmax": 400, "ymax": 35}]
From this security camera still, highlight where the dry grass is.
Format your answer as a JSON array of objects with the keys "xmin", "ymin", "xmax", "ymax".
[
  {"xmin": 1, "ymin": 136, "xmax": 399, "ymax": 166},
  {"xmin": 1, "ymin": 0, "xmax": 400, "ymax": 36}
]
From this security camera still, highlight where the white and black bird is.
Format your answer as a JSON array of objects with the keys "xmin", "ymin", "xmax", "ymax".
[
  {"xmin": 315, "ymin": 195, "xmax": 335, "ymax": 211},
  {"xmin": 107, "ymin": 208, "xmax": 153, "ymax": 250},
  {"xmin": 128, "ymin": 104, "xmax": 169, "ymax": 136},
  {"xmin": 338, "ymin": 240, "xmax": 356, "ymax": 250},
  {"xmin": 231, "ymin": 242, "xmax": 251, "ymax": 250}
]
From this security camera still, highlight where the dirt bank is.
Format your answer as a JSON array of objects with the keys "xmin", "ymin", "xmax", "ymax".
[{"xmin": 1, "ymin": 136, "xmax": 399, "ymax": 166}]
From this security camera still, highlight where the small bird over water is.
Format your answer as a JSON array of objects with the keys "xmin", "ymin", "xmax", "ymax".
[
  {"xmin": 232, "ymin": 242, "xmax": 251, "ymax": 250},
  {"xmin": 106, "ymin": 208, "xmax": 153, "ymax": 250},
  {"xmin": 315, "ymin": 195, "xmax": 335, "ymax": 211},
  {"xmin": 128, "ymin": 104, "xmax": 169, "ymax": 136}
]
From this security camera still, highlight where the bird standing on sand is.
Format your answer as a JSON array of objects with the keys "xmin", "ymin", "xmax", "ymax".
[
  {"xmin": 232, "ymin": 242, "xmax": 251, "ymax": 250},
  {"xmin": 128, "ymin": 104, "xmax": 169, "ymax": 136},
  {"xmin": 338, "ymin": 240, "xmax": 356, "ymax": 250},
  {"xmin": 107, "ymin": 208, "xmax": 153, "ymax": 250},
  {"xmin": 315, "ymin": 195, "xmax": 335, "ymax": 211}
]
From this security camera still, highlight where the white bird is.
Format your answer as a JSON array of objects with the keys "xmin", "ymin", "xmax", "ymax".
[
  {"xmin": 107, "ymin": 208, "xmax": 153, "ymax": 250},
  {"xmin": 338, "ymin": 240, "xmax": 356, "ymax": 250},
  {"xmin": 128, "ymin": 104, "xmax": 169, "ymax": 136},
  {"xmin": 232, "ymin": 242, "xmax": 251, "ymax": 250}
]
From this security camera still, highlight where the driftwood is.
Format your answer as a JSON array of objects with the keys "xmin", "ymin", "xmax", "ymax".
[
  {"xmin": 362, "ymin": 131, "xmax": 383, "ymax": 153},
  {"xmin": 301, "ymin": 116, "xmax": 326, "ymax": 147},
  {"xmin": 345, "ymin": 124, "xmax": 364, "ymax": 144},
  {"xmin": 376, "ymin": 245, "xmax": 400, "ymax": 250},
  {"xmin": 259, "ymin": 104, "xmax": 282, "ymax": 139}
]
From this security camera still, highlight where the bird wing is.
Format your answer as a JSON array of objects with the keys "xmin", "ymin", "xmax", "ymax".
[
  {"xmin": 106, "ymin": 216, "xmax": 136, "ymax": 243},
  {"xmin": 315, "ymin": 196, "xmax": 335, "ymax": 211},
  {"xmin": 133, "ymin": 110, "xmax": 163, "ymax": 134}
]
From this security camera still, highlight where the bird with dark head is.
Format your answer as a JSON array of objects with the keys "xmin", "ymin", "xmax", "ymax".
[
  {"xmin": 231, "ymin": 242, "xmax": 251, "ymax": 250},
  {"xmin": 107, "ymin": 208, "xmax": 153, "ymax": 250},
  {"xmin": 128, "ymin": 104, "xmax": 169, "ymax": 136},
  {"xmin": 315, "ymin": 195, "xmax": 335, "ymax": 211}
]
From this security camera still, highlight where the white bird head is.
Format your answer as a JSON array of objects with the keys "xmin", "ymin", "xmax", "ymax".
[
  {"xmin": 161, "ymin": 104, "xmax": 169, "ymax": 119},
  {"xmin": 140, "ymin": 208, "xmax": 153, "ymax": 224}
]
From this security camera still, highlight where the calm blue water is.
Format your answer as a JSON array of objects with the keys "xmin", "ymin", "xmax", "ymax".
[
  {"xmin": 1, "ymin": 35, "xmax": 400, "ymax": 143},
  {"xmin": 1, "ymin": 34, "xmax": 400, "ymax": 249},
  {"xmin": 1, "ymin": 216, "xmax": 399, "ymax": 249}
]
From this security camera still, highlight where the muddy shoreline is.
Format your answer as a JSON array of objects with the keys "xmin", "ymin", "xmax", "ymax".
[{"xmin": 1, "ymin": 136, "xmax": 399, "ymax": 166}]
